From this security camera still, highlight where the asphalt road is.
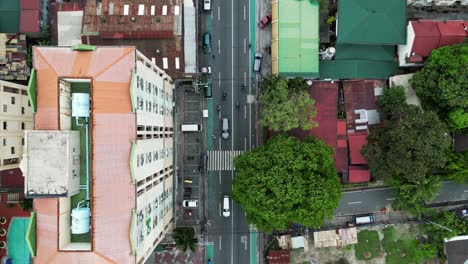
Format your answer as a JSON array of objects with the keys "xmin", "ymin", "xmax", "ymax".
[
  {"xmin": 201, "ymin": 0, "xmax": 256, "ymax": 263},
  {"xmin": 335, "ymin": 182, "xmax": 468, "ymax": 216}
]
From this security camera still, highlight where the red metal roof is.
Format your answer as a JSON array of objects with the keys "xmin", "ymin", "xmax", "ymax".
[
  {"xmin": 0, "ymin": 168, "xmax": 24, "ymax": 188},
  {"xmin": 267, "ymin": 250, "xmax": 290, "ymax": 264},
  {"xmin": 20, "ymin": 0, "xmax": 39, "ymax": 9},
  {"xmin": 20, "ymin": 9, "xmax": 39, "ymax": 32},
  {"xmin": 437, "ymin": 21, "xmax": 467, "ymax": 47},
  {"xmin": 349, "ymin": 166, "xmax": 371, "ymax": 183},
  {"xmin": 348, "ymin": 132, "xmax": 368, "ymax": 165},
  {"xmin": 32, "ymin": 46, "xmax": 136, "ymax": 263},
  {"xmin": 410, "ymin": 20, "xmax": 441, "ymax": 57}
]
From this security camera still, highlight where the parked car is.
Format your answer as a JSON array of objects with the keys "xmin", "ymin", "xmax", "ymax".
[
  {"xmin": 200, "ymin": 66, "xmax": 211, "ymax": 74},
  {"xmin": 203, "ymin": 33, "xmax": 212, "ymax": 54},
  {"xmin": 183, "ymin": 199, "xmax": 199, "ymax": 208},
  {"xmin": 253, "ymin": 52, "xmax": 263, "ymax": 73},
  {"xmin": 258, "ymin": 12, "xmax": 272, "ymax": 29}
]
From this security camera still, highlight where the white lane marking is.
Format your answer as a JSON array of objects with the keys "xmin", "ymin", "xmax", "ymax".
[
  {"xmin": 243, "ymin": 5, "xmax": 246, "ymax": 21},
  {"xmin": 211, "ymin": 11, "xmax": 213, "ymax": 19},
  {"xmin": 243, "ymin": 38, "xmax": 246, "ymax": 54},
  {"xmin": 219, "ymin": 236, "xmax": 222, "ymax": 250},
  {"xmin": 464, "ymin": 190, "xmax": 468, "ymax": 192},
  {"xmin": 436, "ymin": 193, "xmax": 440, "ymax": 196},
  {"xmin": 218, "ymin": 137, "xmax": 221, "ymax": 150},
  {"xmin": 219, "ymin": 172, "xmax": 221, "ymax": 184},
  {"xmin": 244, "ymin": 137, "xmax": 247, "ymax": 150},
  {"xmin": 218, "ymin": 72, "xmax": 221, "ymax": 87},
  {"xmin": 218, "ymin": 39, "xmax": 221, "ymax": 54},
  {"xmin": 348, "ymin": 201, "xmax": 362, "ymax": 205},
  {"xmin": 244, "ymin": 72, "xmax": 246, "ymax": 85},
  {"xmin": 244, "ymin": 104, "xmax": 247, "ymax": 119},
  {"xmin": 386, "ymin": 198, "xmax": 396, "ymax": 201},
  {"xmin": 219, "ymin": 203, "xmax": 222, "ymax": 216},
  {"xmin": 218, "ymin": 6, "xmax": 220, "ymax": 21}
]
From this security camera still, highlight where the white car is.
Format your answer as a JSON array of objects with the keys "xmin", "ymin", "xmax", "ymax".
[
  {"xmin": 183, "ymin": 199, "xmax": 198, "ymax": 208},
  {"xmin": 200, "ymin": 66, "xmax": 211, "ymax": 74}
]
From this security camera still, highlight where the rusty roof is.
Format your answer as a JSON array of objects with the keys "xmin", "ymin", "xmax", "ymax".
[
  {"xmin": 33, "ymin": 46, "xmax": 136, "ymax": 263},
  {"xmin": 80, "ymin": 0, "xmax": 184, "ymax": 78},
  {"xmin": 343, "ymin": 80, "xmax": 383, "ymax": 129}
]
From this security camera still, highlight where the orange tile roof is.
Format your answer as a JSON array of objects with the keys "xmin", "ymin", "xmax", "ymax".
[{"xmin": 33, "ymin": 46, "xmax": 137, "ymax": 263}]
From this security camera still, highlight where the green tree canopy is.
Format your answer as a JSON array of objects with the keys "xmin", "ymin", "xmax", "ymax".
[
  {"xmin": 260, "ymin": 75, "xmax": 317, "ymax": 132},
  {"xmin": 172, "ymin": 227, "xmax": 197, "ymax": 253},
  {"xmin": 232, "ymin": 135, "xmax": 341, "ymax": 232},
  {"xmin": 362, "ymin": 105, "xmax": 451, "ymax": 184},
  {"xmin": 423, "ymin": 211, "xmax": 468, "ymax": 260},
  {"xmin": 410, "ymin": 42, "xmax": 468, "ymax": 119},
  {"xmin": 439, "ymin": 151, "xmax": 468, "ymax": 183},
  {"xmin": 378, "ymin": 86, "xmax": 406, "ymax": 119}
]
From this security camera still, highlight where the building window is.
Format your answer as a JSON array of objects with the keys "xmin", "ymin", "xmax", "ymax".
[
  {"xmin": 22, "ymin": 138, "xmax": 24, "ymax": 146},
  {"xmin": 11, "ymin": 147, "xmax": 15, "ymax": 154},
  {"xmin": 3, "ymin": 122, "xmax": 6, "ymax": 130},
  {"xmin": 2, "ymin": 138, "xmax": 6, "ymax": 146},
  {"xmin": 21, "ymin": 107, "xmax": 25, "ymax": 114},
  {"xmin": 11, "ymin": 97, "xmax": 15, "ymax": 104},
  {"xmin": 3, "ymin": 105, "xmax": 6, "ymax": 112},
  {"xmin": 21, "ymin": 122, "xmax": 25, "ymax": 130},
  {"xmin": 28, "ymin": 101, "xmax": 30, "ymax": 107}
]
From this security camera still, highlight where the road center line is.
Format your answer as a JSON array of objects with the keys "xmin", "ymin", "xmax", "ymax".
[
  {"xmin": 218, "ymin": 72, "xmax": 221, "ymax": 87},
  {"xmin": 244, "ymin": 137, "xmax": 247, "ymax": 150},
  {"xmin": 218, "ymin": 6, "xmax": 220, "ymax": 21},
  {"xmin": 386, "ymin": 198, "xmax": 396, "ymax": 201},
  {"xmin": 244, "ymin": 38, "xmax": 246, "ymax": 54},
  {"xmin": 244, "ymin": 104, "xmax": 247, "ymax": 119},
  {"xmin": 219, "ymin": 203, "xmax": 221, "ymax": 216},
  {"xmin": 348, "ymin": 201, "xmax": 362, "ymax": 205},
  {"xmin": 218, "ymin": 39, "xmax": 221, "ymax": 54},
  {"xmin": 219, "ymin": 236, "xmax": 222, "ymax": 250}
]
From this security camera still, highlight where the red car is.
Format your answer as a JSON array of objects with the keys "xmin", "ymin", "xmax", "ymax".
[{"xmin": 258, "ymin": 12, "xmax": 272, "ymax": 29}]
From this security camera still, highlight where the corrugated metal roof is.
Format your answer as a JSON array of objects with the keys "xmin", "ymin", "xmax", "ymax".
[
  {"xmin": 411, "ymin": 20, "xmax": 441, "ymax": 57},
  {"xmin": 348, "ymin": 132, "xmax": 368, "ymax": 165},
  {"xmin": 337, "ymin": 0, "xmax": 406, "ymax": 45},
  {"xmin": 20, "ymin": 9, "xmax": 39, "ymax": 32},
  {"xmin": 335, "ymin": 44, "xmax": 395, "ymax": 61},
  {"xmin": 93, "ymin": 113, "xmax": 135, "ymax": 263},
  {"xmin": 343, "ymin": 79, "xmax": 382, "ymax": 129},
  {"xmin": 437, "ymin": 21, "xmax": 467, "ymax": 47},
  {"xmin": 0, "ymin": 1, "xmax": 20, "ymax": 33},
  {"xmin": 33, "ymin": 46, "xmax": 137, "ymax": 263},
  {"xmin": 320, "ymin": 60, "xmax": 398, "ymax": 80},
  {"xmin": 349, "ymin": 166, "xmax": 371, "ymax": 183},
  {"xmin": 20, "ymin": 0, "xmax": 39, "ymax": 9}
]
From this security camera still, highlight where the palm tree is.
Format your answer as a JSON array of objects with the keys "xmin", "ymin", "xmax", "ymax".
[
  {"xmin": 172, "ymin": 227, "xmax": 197, "ymax": 253},
  {"xmin": 394, "ymin": 176, "xmax": 441, "ymax": 218}
]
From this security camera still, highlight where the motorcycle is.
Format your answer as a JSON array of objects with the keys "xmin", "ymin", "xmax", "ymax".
[
  {"xmin": 217, "ymin": 105, "xmax": 221, "ymax": 112},
  {"xmin": 236, "ymin": 101, "xmax": 240, "ymax": 110},
  {"xmin": 222, "ymin": 90, "xmax": 226, "ymax": 100}
]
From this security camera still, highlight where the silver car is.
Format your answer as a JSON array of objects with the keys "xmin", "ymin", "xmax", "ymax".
[{"xmin": 222, "ymin": 118, "xmax": 229, "ymax": 139}]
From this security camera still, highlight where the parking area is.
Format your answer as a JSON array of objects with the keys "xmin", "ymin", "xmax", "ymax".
[{"xmin": 176, "ymin": 84, "xmax": 205, "ymax": 223}]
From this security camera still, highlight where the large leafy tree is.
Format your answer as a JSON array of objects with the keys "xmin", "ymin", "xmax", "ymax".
[
  {"xmin": 422, "ymin": 211, "xmax": 468, "ymax": 260},
  {"xmin": 172, "ymin": 227, "xmax": 197, "ymax": 253},
  {"xmin": 260, "ymin": 75, "xmax": 317, "ymax": 132},
  {"xmin": 410, "ymin": 42, "xmax": 468, "ymax": 116},
  {"xmin": 362, "ymin": 105, "xmax": 451, "ymax": 184},
  {"xmin": 232, "ymin": 135, "xmax": 341, "ymax": 232}
]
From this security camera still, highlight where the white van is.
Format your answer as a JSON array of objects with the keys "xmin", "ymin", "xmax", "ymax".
[
  {"xmin": 223, "ymin": 195, "xmax": 230, "ymax": 217},
  {"xmin": 203, "ymin": 0, "xmax": 211, "ymax": 11},
  {"xmin": 222, "ymin": 118, "xmax": 229, "ymax": 139},
  {"xmin": 355, "ymin": 214, "xmax": 375, "ymax": 225},
  {"xmin": 253, "ymin": 52, "xmax": 263, "ymax": 72},
  {"xmin": 181, "ymin": 124, "xmax": 201, "ymax": 132}
]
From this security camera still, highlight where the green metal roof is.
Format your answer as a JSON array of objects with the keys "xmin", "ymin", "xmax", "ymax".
[
  {"xmin": 334, "ymin": 44, "xmax": 396, "ymax": 61},
  {"xmin": 337, "ymin": 0, "xmax": 406, "ymax": 45},
  {"xmin": 319, "ymin": 60, "xmax": 398, "ymax": 79},
  {"xmin": 0, "ymin": 1, "xmax": 20, "ymax": 33},
  {"xmin": 278, "ymin": 0, "xmax": 319, "ymax": 77}
]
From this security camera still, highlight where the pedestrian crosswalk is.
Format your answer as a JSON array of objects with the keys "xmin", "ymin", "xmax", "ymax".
[{"xmin": 207, "ymin": 150, "xmax": 243, "ymax": 171}]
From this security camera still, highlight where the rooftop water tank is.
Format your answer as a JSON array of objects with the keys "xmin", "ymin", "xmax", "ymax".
[
  {"xmin": 71, "ymin": 93, "xmax": 90, "ymax": 118},
  {"xmin": 71, "ymin": 207, "xmax": 90, "ymax": 234}
]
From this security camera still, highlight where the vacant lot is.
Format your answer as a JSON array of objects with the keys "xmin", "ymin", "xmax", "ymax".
[{"xmin": 315, "ymin": 223, "xmax": 426, "ymax": 264}]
